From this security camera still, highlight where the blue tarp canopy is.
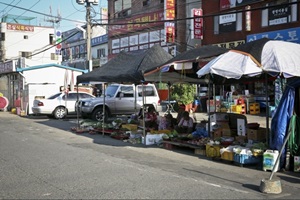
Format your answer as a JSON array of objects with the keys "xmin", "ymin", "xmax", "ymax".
[{"xmin": 270, "ymin": 78, "xmax": 300, "ymax": 167}]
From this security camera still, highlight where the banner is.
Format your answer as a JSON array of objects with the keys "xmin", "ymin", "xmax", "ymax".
[{"xmin": 191, "ymin": 8, "xmax": 203, "ymax": 39}]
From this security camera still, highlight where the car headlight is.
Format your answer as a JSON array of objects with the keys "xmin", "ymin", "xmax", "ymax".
[{"xmin": 83, "ymin": 101, "xmax": 93, "ymax": 107}]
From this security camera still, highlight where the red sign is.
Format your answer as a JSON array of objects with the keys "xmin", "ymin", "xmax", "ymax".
[
  {"xmin": 165, "ymin": 0, "xmax": 175, "ymax": 20},
  {"xmin": 165, "ymin": 22, "xmax": 175, "ymax": 43},
  {"xmin": 193, "ymin": 9, "xmax": 203, "ymax": 39}
]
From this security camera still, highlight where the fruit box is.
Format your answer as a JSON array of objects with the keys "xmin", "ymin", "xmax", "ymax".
[
  {"xmin": 206, "ymin": 144, "xmax": 221, "ymax": 158},
  {"xmin": 221, "ymin": 151, "xmax": 234, "ymax": 161},
  {"xmin": 234, "ymin": 153, "xmax": 262, "ymax": 165},
  {"xmin": 247, "ymin": 127, "xmax": 267, "ymax": 141}
]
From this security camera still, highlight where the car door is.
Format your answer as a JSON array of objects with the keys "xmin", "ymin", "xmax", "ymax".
[
  {"xmin": 62, "ymin": 93, "xmax": 78, "ymax": 114},
  {"xmin": 114, "ymin": 85, "xmax": 135, "ymax": 114}
]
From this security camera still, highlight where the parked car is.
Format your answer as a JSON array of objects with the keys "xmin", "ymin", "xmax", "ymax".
[
  {"xmin": 77, "ymin": 83, "xmax": 162, "ymax": 122},
  {"xmin": 32, "ymin": 91, "xmax": 95, "ymax": 119}
]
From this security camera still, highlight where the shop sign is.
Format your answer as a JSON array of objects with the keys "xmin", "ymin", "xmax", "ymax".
[
  {"xmin": 268, "ymin": 0, "xmax": 290, "ymax": 26},
  {"xmin": 247, "ymin": 27, "xmax": 300, "ymax": 44},
  {"xmin": 91, "ymin": 34, "xmax": 108, "ymax": 46},
  {"xmin": 0, "ymin": 61, "xmax": 14, "ymax": 74},
  {"xmin": 191, "ymin": 8, "xmax": 203, "ymax": 39},
  {"xmin": 108, "ymin": 10, "xmax": 164, "ymax": 36},
  {"xmin": 164, "ymin": 0, "xmax": 175, "ymax": 20},
  {"xmin": 220, "ymin": 0, "xmax": 260, "ymax": 11},
  {"xmin": 7, "ymin": 23, "xmax": 34, "ymax": 32},
  {"xmin": 165, "ymin": 22, "xmax": 175, "ymax": 43},
  {"xmin": 213, "ymin": 40, "xmax": 245, "ymax": 49},
  {"xmin": 219, "ymin": 13, "xmax": 236, "ymax": 33}
]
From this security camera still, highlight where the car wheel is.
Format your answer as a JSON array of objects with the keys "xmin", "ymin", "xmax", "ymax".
[
  {"xmin": 53, "ymin": 107, "xmax": 67, "ymax": 119},
  {"xmin": 92, "ymin": 107, "xmax": 108, "ymax": 122}
]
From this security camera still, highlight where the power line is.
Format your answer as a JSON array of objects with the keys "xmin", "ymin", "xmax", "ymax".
[{"xmin": 0, "ymin": 1, "xmax": 85, "ymax": 24}]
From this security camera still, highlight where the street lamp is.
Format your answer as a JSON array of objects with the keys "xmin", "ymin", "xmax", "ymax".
[{"xmin": 76, "ymin": 0, "xmax": 98, "ymax": 72}]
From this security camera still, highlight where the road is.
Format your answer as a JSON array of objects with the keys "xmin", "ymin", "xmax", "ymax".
[{"xmin": 0, "ymin": 112, "xmax": 299, "ymax": 199}]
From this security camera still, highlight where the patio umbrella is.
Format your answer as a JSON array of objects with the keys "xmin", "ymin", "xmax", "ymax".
[{"xmin": 197, "ymin": 38, "xmax": 300, "ymax": 79}]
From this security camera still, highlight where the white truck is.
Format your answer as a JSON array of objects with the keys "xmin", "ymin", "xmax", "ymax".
[{"xmin": 77, "ymin": 83, "xmax": 162, "ymax": 121}]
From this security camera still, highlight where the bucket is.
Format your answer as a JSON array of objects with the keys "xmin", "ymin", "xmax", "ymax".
[{"xmin": 263, "ymin": 150, "xmax": 279, "ymax": 172}]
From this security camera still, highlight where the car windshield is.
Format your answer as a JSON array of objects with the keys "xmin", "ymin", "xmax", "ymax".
[
  {"xmin": 104, "ymin": 85, "xmax": 118, "ymax": 97},
  {"xmin": 47, "ymin": 93, "xmax": 62, "ymax": 99}
]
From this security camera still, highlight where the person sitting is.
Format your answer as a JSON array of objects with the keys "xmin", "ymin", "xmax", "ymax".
[
  {"xmin": 175, "ymin": 111, "xmax": 194, "ymax": 133},
  {"xmin": 159, "ymin": 113, "xmax": 176, "ymax": 130},
  {"xmin": 176, "ymin": 105, "xmax": 185, "ymax": 124},
  {"xmin": 144, "ymin": 105, "xmax": 158, "ymax": 130}
]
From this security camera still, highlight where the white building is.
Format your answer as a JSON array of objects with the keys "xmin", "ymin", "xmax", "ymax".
[{"xmin": 0, "ymin": 15, "xmax": 88, "ymax": 115}]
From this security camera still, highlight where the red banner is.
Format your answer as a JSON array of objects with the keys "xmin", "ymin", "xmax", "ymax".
[
  {"xmin": 165, "ymin": 22, "xmax": 175, "ymax": 43},
  {"xmin": 193, "ymin": 9, "xmax": 203, "ymax": 39},
  {"xmin": 165, "ymin": 0, "xmax": 175, "ymax": 20}
]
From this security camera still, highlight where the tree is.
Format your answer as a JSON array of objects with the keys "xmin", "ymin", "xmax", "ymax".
[{"xmin": 171, "ymin": 83, "xmax": 196, "ymax": 106}]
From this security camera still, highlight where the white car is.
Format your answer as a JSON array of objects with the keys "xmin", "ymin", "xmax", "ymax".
[{"xmin": 32, "ymin": 91, "xmax": 95, "ymax": 119}]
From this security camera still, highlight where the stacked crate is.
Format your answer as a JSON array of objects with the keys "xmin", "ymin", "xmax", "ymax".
[
  {"xmin": 249, "ymin": 103, "xmax": 260, "ymax": 115},
  {"xmin": 230, "ymin": 104, "xmax": 246, "ymax": 114}
]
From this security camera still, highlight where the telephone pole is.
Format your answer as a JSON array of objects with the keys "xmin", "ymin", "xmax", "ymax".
[{"xmin": 76, "ymin": 0, "xmax": 98, "ymax": 72}]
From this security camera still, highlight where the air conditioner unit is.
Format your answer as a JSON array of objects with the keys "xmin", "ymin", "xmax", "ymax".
[{"xmin": 173, "ymin": 62, "xmax": 193, "ymax": 70}]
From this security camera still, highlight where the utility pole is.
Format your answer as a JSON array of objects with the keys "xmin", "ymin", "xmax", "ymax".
[{"xmin": 76, "ymin": 0, "xmax": 98, "ymax": 72}]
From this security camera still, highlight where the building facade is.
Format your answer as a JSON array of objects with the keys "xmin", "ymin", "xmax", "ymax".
[
  {"xmin": 201, "ymin": 0, "xmax": 300, "ymax": 47},
  {"xmin": 0, "ymin": 15, "xmax": 63, "ymax": 112}
]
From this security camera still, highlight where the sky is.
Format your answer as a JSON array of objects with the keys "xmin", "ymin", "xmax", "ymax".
[{"xmin": 0, "ymin": 0, "xmax": 107, "ymax": 31}]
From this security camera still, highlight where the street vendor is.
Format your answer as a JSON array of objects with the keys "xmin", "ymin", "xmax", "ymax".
[
  {"xmin": 145, "ymin": 105, "xmax": 158, "ymax": 130},
  {"xmin": 175, "ymin": 111, "xmax": 194, "ymax": 133}
]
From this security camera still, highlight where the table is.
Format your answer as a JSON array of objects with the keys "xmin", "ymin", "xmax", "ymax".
[{"xmin": 161, "ymin": 100, "xmax": 177, "ymax": 114}]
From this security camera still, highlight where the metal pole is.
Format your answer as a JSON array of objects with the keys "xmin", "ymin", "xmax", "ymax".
[{"xmin": 86, "ymin": 1, "xmax": 92, "ymax": 72}]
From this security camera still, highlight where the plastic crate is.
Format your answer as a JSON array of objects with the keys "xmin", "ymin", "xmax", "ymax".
[
  {"xmin": 234, "ymin": 153, "xmax": 262, "ymax": 165},
  {"xmin": 250, "ymin": 103, "xmax": 260, "ymax": 114}
]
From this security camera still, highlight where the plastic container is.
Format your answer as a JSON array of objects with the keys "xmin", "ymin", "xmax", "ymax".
[{"xmin": 263, "ymin": 150, "xmax": 279, "ymax": 172}]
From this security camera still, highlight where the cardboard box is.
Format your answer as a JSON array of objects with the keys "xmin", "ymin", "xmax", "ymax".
[
  {"xmin": 222, "ymin": 128, "xmax": 232, "ymax": 137},
  {"xmin": 210, "ymin": 113, "xmax": 229, "ymax": 122},
  {"xmin": 212, "ymin": 129, "xmax": 222, "ymax": 140},
  {"xmin": 235, "ymin": 136, "xmax": 247, "ymax": 143},
  {"xmin": 142, "ymin": 134, "xmax": 164, "ymax": 145},
  {"xmin": 247, "ymin": 128, "xmax": 267, "ymax": 141}
]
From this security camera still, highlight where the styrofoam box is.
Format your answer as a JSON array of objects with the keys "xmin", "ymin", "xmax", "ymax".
[{"xmin": 142, "ymin": 134, "xmax": 165, "ymax": 145}]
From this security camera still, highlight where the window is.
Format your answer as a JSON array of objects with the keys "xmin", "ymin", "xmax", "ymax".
[
  {"xmin": 261, "ymin": 0, "xmax": 297, "ymax": 27},
  {"xmin": 137, "ymin": 86, "xmax": 155, "ymax": 97},
  {"xmin": 49, "ymin": 34, "xmax": 54, "ymax": 45},
  {"xmin": 97, "ymin": 48, "xmax": 106, "ymax": 58},
  {"xmin": 20, "ymin": 51, "xmax": 32, "ymax": 59},
  {"xmin": 114, "ymin": 0, "xmax": 131, "ymax": 18},
  {"xmin": 114, "ymin": 0, "xmax": 131, "ymax": 13},
  {"xmin": 51, "ymin": 53, "xmax": 58, "ymax": 60},
  {"xmin": 0, "ymin": 33, "xmax": 5, "ymax": 41},
  {"xmin": 118, "ymin": 86, "xmax": 134, "ymax": 97},
  {"xmin": 143, "ymin": 0, "xmax": 150, "ymax": 6}
]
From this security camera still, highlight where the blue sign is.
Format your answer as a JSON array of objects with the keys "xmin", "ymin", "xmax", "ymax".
[
  {"xmin": 91, "ymin": 34, "xmax": 108, "ymax": 46},
  {"xmin": 247, "ymin": 27, "xmax": 300, "ymax": 44}
]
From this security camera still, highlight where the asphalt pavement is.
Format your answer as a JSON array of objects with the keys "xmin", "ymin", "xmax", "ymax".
[{"xmin": 1, "ymin": 111, "xmax": 300, "ymax": 199}]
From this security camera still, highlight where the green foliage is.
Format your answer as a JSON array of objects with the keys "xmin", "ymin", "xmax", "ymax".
[{"xmin": 171, "ymin": 83, "xmax": 196, "ymax": 105}]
